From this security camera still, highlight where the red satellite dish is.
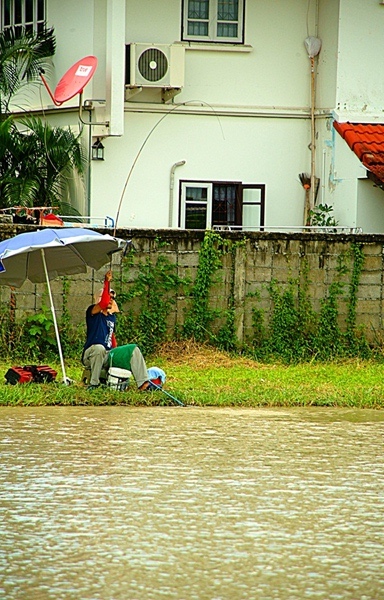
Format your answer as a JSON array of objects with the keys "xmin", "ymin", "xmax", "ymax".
[
  {"xmin": 40, "ymin": 56, "xmax": 98, "ymax": 106},
  {"xmin": 54, "ymin": 56, "xmax": 98, "ymax": 104}
]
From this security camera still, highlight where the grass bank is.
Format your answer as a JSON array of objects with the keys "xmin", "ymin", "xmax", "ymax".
[{"xmin": 0, "ymin": 342, "xmax": 383, "ymax": 409}]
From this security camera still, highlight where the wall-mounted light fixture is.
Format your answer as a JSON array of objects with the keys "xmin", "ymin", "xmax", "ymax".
[
  {"xmin": 304, "ymin": 36, "xmax": 322, "ymax": 58},
  {"xmin": 92, "ymin": 138, "xmax": 105, "ymax": 161}
]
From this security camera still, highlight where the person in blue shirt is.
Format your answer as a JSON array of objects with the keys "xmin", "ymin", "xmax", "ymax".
[{"xmin": 82, "ymin": 270, "xmax": 152, "ymax": 391}]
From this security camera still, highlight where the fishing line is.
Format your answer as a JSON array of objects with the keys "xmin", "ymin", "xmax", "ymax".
[
  {"xmin": 150, "ymin": 381, "xmax": 184, "ymax": 406},
  {"xmin": 113, "ymin": 99, "xmax": 225, "ymax": 235},
  {"xmin": 305, "ymin": 0, "xmax": 319, "ymax": 38}
]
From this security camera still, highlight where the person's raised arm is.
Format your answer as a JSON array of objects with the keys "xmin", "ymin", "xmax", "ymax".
[{"xmin": 91, "ymin": 270, "xmax": 112, "ymax": 315}]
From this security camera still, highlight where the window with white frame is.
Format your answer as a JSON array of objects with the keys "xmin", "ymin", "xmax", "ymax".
[
  {"xmin": 1, "ymin": 0, "xmax": 46, "ymax": 34},
  {"xmin": 182, "ymin": 0, "xmax": 245, "ymax": 43},
  {"xmin": 180, "ymin": 182, "xmax": 212, "ymax": 229},
  {"xmin": 179, "ymin": 181, "xmax": 265, "ymax": 230}
]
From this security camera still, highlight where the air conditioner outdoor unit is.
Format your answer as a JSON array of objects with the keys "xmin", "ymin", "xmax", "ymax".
[{"xmin": 127, "ymin": 43, "xmax": 185, "ymax": 89}]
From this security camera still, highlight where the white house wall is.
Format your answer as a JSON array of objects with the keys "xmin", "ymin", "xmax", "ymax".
[
  {"xmin": 124, "ymin": 0, "xmax": 314, "ymax": 108},
  {"xmin": 91, "ymin": 111, "xmax": 309, "ymax": 229},
  {"xmin": 316, "ymin": 0, "xmax": 384, "ymax": 232},
  {"xmin": 47, "ymin": 1, "xmax": 97, "ymax": 110},
  {"xmin": 125, "ymin": 0, "xmax": 182, "ymax": 45},
  {"xmin": 13, "ymin": 0, "xmax": 384, "ymax": 231},
  {"xmin": 96, "ymin": 0, "xmax": 317, "ymax": 228},
  {"xmin": 335, "ymin": 0, "xmax": 384, "ymax": 121},
  {"xmin": 316, "ymin": 0, "xmax": 339, "ymax": 111},
  {"xmin": 314, "ymin": 117, "xmax": 358, "ymax": 229},
  {"xmin": 356, "ymin": 179, "xmax": 384, "ymax": 234}
]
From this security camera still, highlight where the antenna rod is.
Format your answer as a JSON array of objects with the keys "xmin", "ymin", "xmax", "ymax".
[{"xmin": 39, "ymin": 69, "xmax": 63, "ymax": 106}]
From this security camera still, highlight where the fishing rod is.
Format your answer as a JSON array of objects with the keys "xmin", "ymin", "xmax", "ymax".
[
  {"xmin": 150, "ymin": 381, "xmax": 184, "ymax": 407},
  {"xmin": 113, "ymin": 100, "xmax": 225, "ymax": 235}
]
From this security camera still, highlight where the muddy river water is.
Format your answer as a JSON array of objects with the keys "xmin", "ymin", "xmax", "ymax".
[{"xmin": 0, "ymin": 406, "xmax": 383, "ymax": 599}]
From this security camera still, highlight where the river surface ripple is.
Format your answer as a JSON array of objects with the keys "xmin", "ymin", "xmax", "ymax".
[{"xmin": 0, "ymin": 407, "xmax": 383, "ymax": 600}]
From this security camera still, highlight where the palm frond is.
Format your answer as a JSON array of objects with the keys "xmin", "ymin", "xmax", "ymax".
[
  {"xmin": 0, "ymin": 25, "xmax": 55, "ymax": 116},
  {"xmin": 0, "ymin": 28, "xmax": 86, "ymax": 214},
  {"xmin": 1, "ymin": 176, "xmax": 41, "ymax": 208}
]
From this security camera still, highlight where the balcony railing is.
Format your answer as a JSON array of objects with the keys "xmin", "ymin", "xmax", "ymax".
[{"xmin": 212, "ymin": 225, "xmax": 363, "ymax": 234}]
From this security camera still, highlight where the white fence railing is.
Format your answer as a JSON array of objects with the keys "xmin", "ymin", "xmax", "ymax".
[
  {"xmin": 212, "ymin": 225, "xmax": 363, "ymax": 234},
  {"xmin": 59, "ymin": 215, "xmax": 115, "ymax": 229}
]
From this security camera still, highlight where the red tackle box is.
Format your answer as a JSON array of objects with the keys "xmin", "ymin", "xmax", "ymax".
[{"xmin": 5, "ymin": 365, "xmax": 57, "ymax": 385}]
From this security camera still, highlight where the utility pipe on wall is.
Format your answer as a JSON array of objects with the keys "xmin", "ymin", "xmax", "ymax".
[
  {"xmin": 310, "ymin": 55, "xmax": 316, "ymax": 210},
  {"xmin": 304, "ymin": 36, "xmax": 322, "ymax": 216},
  {"xmin": 321, "ymin": 148, "xmax": 326, "ymax": 204},
  {"xmin": 169, "ymin": 161, "xmax": 186, "ymax": 227}
]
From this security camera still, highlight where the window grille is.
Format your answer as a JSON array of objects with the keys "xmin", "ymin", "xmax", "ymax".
[
  {"xmin": 183, "ymin": 0, "xmax": 244, "ymax": 43},
  {"xmin": 1, "ymin": 0, "xmax": 46, "ymax": 34}
]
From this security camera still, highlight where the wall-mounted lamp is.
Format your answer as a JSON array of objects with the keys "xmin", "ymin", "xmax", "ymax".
[
  {"xmin": 92, "ymin": 138, "xmax": 105, "ymax": 161},
  {"xmin": 304, "ymin": 36, "xmax": 322, "ymax": 58}
]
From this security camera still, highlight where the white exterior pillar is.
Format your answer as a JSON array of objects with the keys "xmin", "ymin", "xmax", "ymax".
[{"xmin": 105, "ymin": 0, "xmax": 125, "ymax": 136}]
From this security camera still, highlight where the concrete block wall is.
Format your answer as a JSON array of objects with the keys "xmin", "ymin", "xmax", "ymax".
[{"xmin": 1, "ymin": 225, "xmax": 384, "ymax": 346}]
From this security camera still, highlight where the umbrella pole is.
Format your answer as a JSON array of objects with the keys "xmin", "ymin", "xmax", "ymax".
[{"xmin": 41, "ymin": 249, "xmax": 69, "ymax": 385}]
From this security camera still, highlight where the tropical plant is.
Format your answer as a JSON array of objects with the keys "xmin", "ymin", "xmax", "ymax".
[
  {"xmin": 0, "ymin": 25, "xmax": 56, "ymax": 118},
  {"xmin": 0, "ymin": 115, "xmax": 86, "ymax": 210},
  {"xmin": 309, "ymin": 203, "xmax": 339, "ymax": 228},
  {"xmin": 0, "ymin": 25, "xmax": 85, "ymax": 214}
]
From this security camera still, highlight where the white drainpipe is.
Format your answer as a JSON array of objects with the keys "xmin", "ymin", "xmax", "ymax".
[{"xmin": 169, "ymin": 160, "xmax": 186, "ymax": 227}]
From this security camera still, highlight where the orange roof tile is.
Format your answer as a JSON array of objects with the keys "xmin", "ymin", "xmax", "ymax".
[{"xmin": 334, "ymin": 121, "xmax": 384, "ymax": 183}]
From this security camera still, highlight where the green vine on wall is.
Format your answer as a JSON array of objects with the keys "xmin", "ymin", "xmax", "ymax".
[
  {"xmin": 345, "ymin": 243, "xmax": 370, "ymax": 356},
  {"xmin": 215, "ymin": 240, "xmax": 244, "ymax": 352},
  {"xmin": 21, "ymin": 303, "xmax": 56, "ymax": 359},
  {"xmin": 347, "ymin": 243, "xmax": 364, "ymax": 331},
  {"xmin": 0, "ymin": 235, "xmax": 375, "ymax": 364},
  {"xmin": 251, "ymin": 244, "xmax": 371, "ymax": 362},
  {"xmin": 118, "ymin": 247, "xmax": 187, "ymax": 355},
  {"xmin": 182, "ymin": 230, "xmax": 246, "ymax": 350},
  {"xmin": 182, "ymin": 230, "xmax": 224, "ymax": 342},
  {"xmin": 313, "ymin": 280, "xmax": 344, "ymax": 359}
]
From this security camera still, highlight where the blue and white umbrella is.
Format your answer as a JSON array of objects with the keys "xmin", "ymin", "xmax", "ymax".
[{"xmin": 0, "ymin": 227, "xmax": 126, "ymax": 384}]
